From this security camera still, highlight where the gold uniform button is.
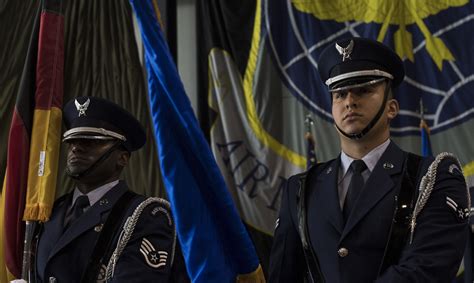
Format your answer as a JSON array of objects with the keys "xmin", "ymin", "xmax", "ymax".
[{"xmin": 338, "ymin": 247, "xmax": 349, "ymax": 257}]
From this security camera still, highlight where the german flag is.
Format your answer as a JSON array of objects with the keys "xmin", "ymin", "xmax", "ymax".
[
  {"xmin": 0, "ymin": 4, "xmax": 41, "ymax": 280},
  {"xmin": 0, "ymin": 0, "xmax": 64, "ymax": 280},
  {"xmin": 24, "ymin": 0, "xmax": 64, "ymax": 222}
]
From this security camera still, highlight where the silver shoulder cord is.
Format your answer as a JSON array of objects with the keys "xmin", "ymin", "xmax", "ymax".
[
  {"xmin": 104, "ymin": 197, "xmax": 177, "ymax": 281},
  {"xmin": 409, "ymin": 152, "xmax": 470, "ymax": 244}
]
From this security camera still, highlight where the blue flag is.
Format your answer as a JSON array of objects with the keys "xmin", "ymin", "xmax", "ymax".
[{"xmin": 129, "ymin": 0, "xmax": 261, "ymax": 282}]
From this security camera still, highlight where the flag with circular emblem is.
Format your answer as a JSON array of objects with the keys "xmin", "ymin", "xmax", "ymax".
[{"xmin": 200, "ymin": 0, "xmax": 474, "ymax": 278}]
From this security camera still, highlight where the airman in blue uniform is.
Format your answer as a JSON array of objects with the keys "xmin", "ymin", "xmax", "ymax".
[
  {"xmin": 269, "ymin": 38, "xmax": 470, "ymax": 282},
  {"xmin": 36, "ymin": 96, "xmax": 188, "ymax": 282}
]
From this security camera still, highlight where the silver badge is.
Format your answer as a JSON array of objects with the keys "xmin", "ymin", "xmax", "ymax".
[
  {"xmin": 326, "ymin": 167, "xmax": 333, "ymax": 174},
  {"xmin": 335, "ymin": 40, "xmax": 354, "ymax": 61},
  {"xmin": 140, "ymin": 238, "xmax": 167, "ymax": 268},
  {"xmin": 96, "ymin": 264, "xmax": 107, "ymax": 282},
  {"xmin": 94, "ymin": 224, "xmax": 103, "ymax": 232},
  {"xmin": 75, "ymin": 98, "xmax": 90, "ymax": 117},
  {"xmin": 383, "ymin": 162, "xmax": 394, "ymax": 169}
]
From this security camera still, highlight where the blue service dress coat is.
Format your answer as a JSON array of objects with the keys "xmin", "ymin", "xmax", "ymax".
[
  {"xmin": 269, "ymin": 142, "xmax": 469, "ymax": 282},
  {"xmin": 36, "ymin": 181, "xmax": 188, "ymax": 283}
]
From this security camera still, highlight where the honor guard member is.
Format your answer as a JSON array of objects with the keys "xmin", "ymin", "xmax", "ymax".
[
  {"xmin": 36, "ymin": 96, "xmax": 189, "ymax": 282},
  {"xmin": 269, "ymin": 38, "xmax": 470, "ymax": 282}
]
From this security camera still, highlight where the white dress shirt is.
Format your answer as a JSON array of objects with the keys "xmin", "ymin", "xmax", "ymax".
[
  {"xmin": 337, "ymin": 139, "xmax": 391, "ymax": 209},
  {"xmin": 69, "ymin": 179, "xmax": 120, "ymax": 212}
]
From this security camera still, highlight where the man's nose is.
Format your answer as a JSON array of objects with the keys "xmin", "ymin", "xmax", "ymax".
[
  {"xmin": 344, "ymin": 92, "xmax": 357, "ymax": 109},
  {"xmin": 69, "ymin": 141, "xmax": 85, "ymax": 152}
]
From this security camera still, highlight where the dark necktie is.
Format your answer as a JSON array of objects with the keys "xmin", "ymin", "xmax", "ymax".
[
  {"xmin": 343, "ymin": 160, "xmax": 367, "ymax": 222},
  {"xmin": 66, "ymin": 195, "xmax": 90, "ymax": 228}
]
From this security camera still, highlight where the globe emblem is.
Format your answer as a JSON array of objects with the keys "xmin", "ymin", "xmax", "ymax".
[{"xmin": 264, "ymin": 0, "xmax": 474, "ymax": 135}]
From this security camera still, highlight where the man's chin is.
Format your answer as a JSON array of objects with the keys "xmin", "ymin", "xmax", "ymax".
[
  {"xmin": 343, "ymin": 129, "xmax": 362, "ymax": 136},
  {"xmin": 65, "ymin": 167, "xmax": 84, "ymax": 179}
]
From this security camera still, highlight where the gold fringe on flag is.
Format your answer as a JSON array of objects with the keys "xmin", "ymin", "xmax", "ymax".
[{"xmin": 236, "ymin": 265, "xmax": 266, "ymax": 283}]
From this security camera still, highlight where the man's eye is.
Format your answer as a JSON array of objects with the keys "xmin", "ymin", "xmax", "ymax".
[
  {"xmin": 353, "ymin": 87, "xmax": 373, "ymax": 95},
  {"xmin": 359, "ymin": 87, "xmax": 369, "ymax": 93},
  {"xmin": 333, "ymin": 92, "xmax": 344, "ymax": 99},
  {"xmin": 68, "ymin": 139, "xmax": 109, "ymax": 147},
  {"xmin": 90, "ymin": 140, "xmax": 110, "ymax": 146}
]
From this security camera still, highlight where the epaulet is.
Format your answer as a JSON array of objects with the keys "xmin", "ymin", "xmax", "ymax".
[{"xmin": 104, "ymin": 197, "xmax": 176, "ymax": 280}]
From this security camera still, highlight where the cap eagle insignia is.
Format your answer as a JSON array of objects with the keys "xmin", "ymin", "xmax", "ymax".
[
  {"xmin": 75, "ymin": 98, "xmax": 90, "ymax": 117},
  {"xmin": 335, "ymin": 40, "xmax": 354, "ymax": 62}
]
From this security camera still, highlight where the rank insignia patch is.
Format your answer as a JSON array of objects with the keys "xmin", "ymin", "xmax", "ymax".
[
  {"xmin": 446, "ymin": 196, "xmax": 469, "ymax": 220},
  {"xmin": 140, "ymin": 238, "xmax": 168, "ymax": 268}
]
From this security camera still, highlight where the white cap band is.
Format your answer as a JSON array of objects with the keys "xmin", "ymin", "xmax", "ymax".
[
  {"xmin": 63, "ymin": 127, "xmax": 126, "ymax": 142},
  {"xmin": 325, "ymin": 69, "xmax": 394, "ymax": 86}
]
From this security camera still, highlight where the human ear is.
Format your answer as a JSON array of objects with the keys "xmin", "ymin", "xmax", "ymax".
[
  {"xmin": 386, "ymin": 99, "xmax": 399, "ymax": 120},
  {"xmin": 117, "ymin": 151, "xmax": 130, "ymax": 167}
]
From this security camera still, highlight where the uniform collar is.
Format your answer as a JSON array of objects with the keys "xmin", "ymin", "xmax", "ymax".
[
  {"xmin": 71, "ymin": 179, "xmax": 120, "ymax": 207},
  {"xmin": 340, "ymin": 138, "xmax": 391, "ymax": 178}
]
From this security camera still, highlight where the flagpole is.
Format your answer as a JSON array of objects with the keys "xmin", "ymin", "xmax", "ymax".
[
  {"xmin": 21, "ymin": 1, "xmax": 43, "ymax": 280},
  {"xmin": 304, "ymin": 114, "xmax": 318, "ymax": 168},
  {"xmin": 21, "ymin": 221, "xmax": 38, "ymax": 282},
  {"xmin": 420, "ymin": 98, "xmax": 424, "ymax": 120},
  {"xmin": 304, "ymin": 114, "xmax": 314, "ymax": 134}
]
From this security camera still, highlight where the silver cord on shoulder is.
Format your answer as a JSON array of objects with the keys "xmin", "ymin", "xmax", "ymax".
[
  {"xmin": 409, "ymin": 152, "xmax": 469, "ymax": 244},
  {"xmin": 104, "ymin": 197, "xmax": 176, "ymax": 281}
]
